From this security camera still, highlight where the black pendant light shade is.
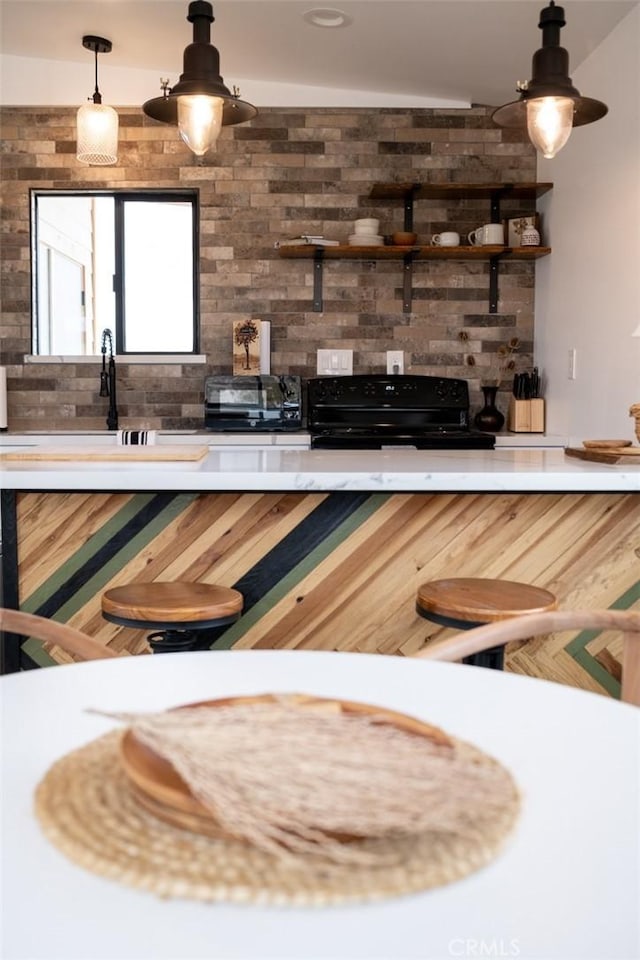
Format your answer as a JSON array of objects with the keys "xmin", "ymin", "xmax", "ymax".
[
  {"xmin": 143, "ymin": 0, "xmax": 256, "ymax": 153},
  {"xmin": 492, "ymin": 2, "xmax": 607, "ymax": 156}
]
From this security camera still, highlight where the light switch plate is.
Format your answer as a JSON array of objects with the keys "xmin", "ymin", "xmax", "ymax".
[{"xmin": 317, "ymin": 349, "xmax": 353, "ymax": 375}]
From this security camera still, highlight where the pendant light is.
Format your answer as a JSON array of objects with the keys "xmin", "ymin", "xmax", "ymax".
[
  {"xmin": 76, "ymin": 36, "xmax": 119, "ymax": 166},
  {"xmin": 492, "ymin": 1, "xmax": 607, "ymax": 160},
  {"xmin": 143, "ymin": 1, "xmax": 257, "ymax": 158}
]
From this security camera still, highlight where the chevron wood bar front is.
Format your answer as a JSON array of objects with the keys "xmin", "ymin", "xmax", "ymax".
[{"xmin": 5, "ymin": 488, "xmax": 640, "ymax": 698}]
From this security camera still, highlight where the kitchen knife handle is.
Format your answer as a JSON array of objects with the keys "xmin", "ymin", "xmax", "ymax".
[{"xmin": 531, "ymin": 367, "xmax": 540, "ymax": 398}]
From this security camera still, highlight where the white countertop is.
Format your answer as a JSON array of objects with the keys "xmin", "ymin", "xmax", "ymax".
[
  {"xmin": 0, "ymin": 430, "xmax": 567, "ymax": 448},
  {"xmin": 1, "ymin": 446, "xmax": 639, "ymax": 492}
]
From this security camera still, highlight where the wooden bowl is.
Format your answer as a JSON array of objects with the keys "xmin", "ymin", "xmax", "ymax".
[
  {"xmin": 120, "ymin": 693, "xmax": 451, "ymax": 840},
  {"xmin": 583, "ymin": 439, "xmax": 632, "ymax": 449},
  {"xmin": 391, "ymin": 231, "xmax": 418, "ymax": 246}
]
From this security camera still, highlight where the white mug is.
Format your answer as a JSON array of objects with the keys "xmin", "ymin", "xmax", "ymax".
[
  {"xmin": 468, "ymin": 224, "xmax": 504, "ymax": 246},
  {"xmin": 432, "ymin": 231, "xmax": 460, "ymax": 247},
  {"xmin": 482, "ymin": 223, "xmax": 505, "ymax": 245}
]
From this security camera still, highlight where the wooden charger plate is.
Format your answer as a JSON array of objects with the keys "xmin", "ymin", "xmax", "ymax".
[
  {"xmin": 120, "ymin": 693, "xmax": 451, "ymax": 840},
  {"xmin": 583, "ymin": 440, "xmax": 632, "ymax": 449}
]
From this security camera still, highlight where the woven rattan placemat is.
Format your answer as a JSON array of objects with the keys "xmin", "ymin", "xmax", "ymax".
[{"xmin": 35, "ymin": 730, "xmax": 520, "ymax": 906}]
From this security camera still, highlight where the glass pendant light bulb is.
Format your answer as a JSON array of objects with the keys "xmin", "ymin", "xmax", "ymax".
[
  {"xmin": 526, "ymin": 96, "xmax": 574, "ymax": 159},
  {"xmin": 177, "ymin": 95, "xmax": 224, "ymax": 157},
  {"xmin": 76, "ymin": 102, "xmax": 119, "ymax": 165}
]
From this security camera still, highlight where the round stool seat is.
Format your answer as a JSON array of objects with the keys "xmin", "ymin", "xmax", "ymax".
[
  {"xmin": 416, "ymin": 578, "xmax": 557, "ymax": 671},
  {"xmin": 102, "ymin": 583, "xmax": 243, "ymax": 653},
  {"xmin": 416, "ymin": 578, "xmax": 557, "ymax": 627}
]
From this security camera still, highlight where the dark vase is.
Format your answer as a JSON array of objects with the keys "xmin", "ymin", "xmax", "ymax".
[{"xmin": 474, "ymin": 385, "xmax": 505, "ymax": 433}]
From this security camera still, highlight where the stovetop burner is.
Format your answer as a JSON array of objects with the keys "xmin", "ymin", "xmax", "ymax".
[{"xmin": 307, "ymin": 375, "xmax": 495, "ymax": 450}]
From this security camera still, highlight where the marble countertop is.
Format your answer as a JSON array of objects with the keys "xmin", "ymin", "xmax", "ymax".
[
  {"xmin": 0, "ymin": 430, "xmax": 568, "ymax": 448},
  {"xmin": 1, "ymin": 446, "xmax": 638, "ymax": 492}
]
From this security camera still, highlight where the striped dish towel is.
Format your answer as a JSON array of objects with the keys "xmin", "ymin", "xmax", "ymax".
[{"xmin": 117, "ymin": 429, "xmax": 157, "ymax": 446}]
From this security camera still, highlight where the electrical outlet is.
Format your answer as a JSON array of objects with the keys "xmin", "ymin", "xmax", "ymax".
[
  {"xmin": 386, "ymin": 350, "xmax": 404, "ymax": 375},
  {"xmin": 316, "ymin": 349, "xmax": 353, "ymax": 375},
  {"xmin": 568, "ymin": 348, "xmax": 577, "ymax": 380}
]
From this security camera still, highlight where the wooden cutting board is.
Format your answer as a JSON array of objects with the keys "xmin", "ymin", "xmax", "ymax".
[
  {"xmin": 565, "ymin": 446, "xmax": 640, "ymax": 464},
  {"xmin": 0, "ymin": 445, "xmax": 209, "ymax": 462}
]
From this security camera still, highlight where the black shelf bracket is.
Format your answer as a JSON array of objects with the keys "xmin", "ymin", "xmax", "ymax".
[
  {"xmin": 490, "ymin": 190, "xmax": 502, "ymax": 224},
  {"xmin": 489, "ymin": 256, "xmax": 499, "ymax": 313},
  {"xmin": 402, "ymin": 251, "xmax": 418, "ymax": 313},
  {"xmin": 313, "ymin": 249, "xmax": 324, "ymax": 312},
  {"xmin": 488, "ymin": 250, "xmax": 511, "ymax": 314},
  {"xmin": 403, "ymin": 184, "xmax": 420, "ymax": 232}
]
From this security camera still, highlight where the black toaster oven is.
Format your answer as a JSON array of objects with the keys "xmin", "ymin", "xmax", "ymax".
[{"xmin": 204, "ymin": 375, "xmax": 303, "ymax": 431}]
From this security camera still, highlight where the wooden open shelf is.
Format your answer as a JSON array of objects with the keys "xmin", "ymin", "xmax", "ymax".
[
  {"xmin": 368, "ymin": 182, "xmax": 554, "ymax": 202},
  {"xmin": 278, "ymin": 181, "xmax": 553, "ymax": 313},
  {"xmin": 277, "ymin": 244, "xmax": 551, "ymax": 261}
]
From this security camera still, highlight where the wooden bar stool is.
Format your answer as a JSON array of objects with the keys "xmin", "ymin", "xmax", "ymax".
[
  {"xmin": 416, "ymin": 578, "xmax": 557, "ymax": 670},
  {"xmin": 102, "ymin": 582, "xmax": 243, "ymax": 654}
]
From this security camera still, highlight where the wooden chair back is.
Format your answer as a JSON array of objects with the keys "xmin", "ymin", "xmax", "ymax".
[
  {"xmin": 413, "ymin": 609, "xmax": 640, "ymax": 706},
  {"xmin": 0, "ymin": 608, "xmax": 118, "ymax": 662}
]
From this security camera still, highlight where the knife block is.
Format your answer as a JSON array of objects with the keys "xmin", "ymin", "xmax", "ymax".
[{"xmin": 508, "ymin": 398, "xmax": 545, "ymax": 433}]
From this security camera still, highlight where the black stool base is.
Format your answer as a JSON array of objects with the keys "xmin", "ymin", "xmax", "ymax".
[
  {"xmin": 147, "ymin": 630, "xmax": 197, "ymax": 654},
  {"xmin": 416, "ymin": 603, "xmax": 505, "ymax": 671},
  {"xmin": 103, "ymin": 612, "xmax": 240, "ymax": 655},
  {"xmin": 462, "ymin": 647, "xmax": 505, "ymax": 671}
]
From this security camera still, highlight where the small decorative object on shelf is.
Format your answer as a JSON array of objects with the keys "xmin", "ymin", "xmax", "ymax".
[
  {"xmin": 274, "ymin": 236, "xmax": 339, "ymax": 248},
  {"xmin": 505, "ymin": 215, "xmax": 541, "ymax": 247},
  {"xmin": 474, "ymin": 385, "xmax": 505, "ymax": 433},
  {"xmin": 520, "ymin": 225, "xmax": 541, "ymax": 246}
]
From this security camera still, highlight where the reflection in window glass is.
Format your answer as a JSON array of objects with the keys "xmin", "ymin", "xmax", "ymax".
[{"xmin": 35, "ymin": 195, "xmax": 115, "ymax": 355}]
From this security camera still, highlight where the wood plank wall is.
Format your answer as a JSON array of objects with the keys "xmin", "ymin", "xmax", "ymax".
[{"xmin": 14, "ymin": 490, "xmax": 640, "ymax": 697}]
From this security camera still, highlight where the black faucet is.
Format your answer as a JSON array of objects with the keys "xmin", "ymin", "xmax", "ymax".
[{"xmin": 99, "ymin": 328, "xmax": 118, "ymax": 431}]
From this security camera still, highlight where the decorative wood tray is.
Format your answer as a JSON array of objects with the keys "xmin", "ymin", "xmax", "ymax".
[{"xmin": 565, "ymin": 445, "xmax": 640, "ymax": 464}]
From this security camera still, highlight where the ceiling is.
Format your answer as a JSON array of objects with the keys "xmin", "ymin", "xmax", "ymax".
[{"xmin": 0, "ymin": 0, "xmax": 636, "ymax": 107}]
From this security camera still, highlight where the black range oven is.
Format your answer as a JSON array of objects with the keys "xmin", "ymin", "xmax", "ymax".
[{"xmin": 307, "ymin": 375, "xmax": 495, "ymax": 450}]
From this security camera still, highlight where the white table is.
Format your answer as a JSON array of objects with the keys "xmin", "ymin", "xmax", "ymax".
[{"xmin": 1, "ymin": 651, "xmax": 638, "ymax": 960}]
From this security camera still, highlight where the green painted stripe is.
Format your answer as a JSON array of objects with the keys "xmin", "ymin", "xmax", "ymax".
[
  {"xmin": 22, "ymin": 637, "xmax": 57, "ymax": 667},
  {"xmin": 21, "ymin": 494, "xmax": 158, "ymax": 612},
  {"xmin": 21, "ymin": 494, "xmax": 198, "ymax": 668},
  {"xmin": 563, "ymin": 581, "xmax": 640, "ymax": 698},
  {"xmin": 213, "ymin": 493, "xmax": 389, "ymax": 650}
]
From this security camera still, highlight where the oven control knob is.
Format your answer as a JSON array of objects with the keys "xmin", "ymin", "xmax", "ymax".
[{"xmin": 435, "ymin": 379, "xmax": 462, "ymax": 402}]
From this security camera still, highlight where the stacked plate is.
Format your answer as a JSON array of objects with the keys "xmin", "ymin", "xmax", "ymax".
[
  {"xmin": 348, "ymin": 233, "xmax": 384, "ymax": 246},
  {"xmin": 349, "ymin": 217, "xmax": 384, "ymax": 246}
]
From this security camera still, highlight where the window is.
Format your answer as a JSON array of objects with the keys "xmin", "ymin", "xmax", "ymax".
[{"xmin": 31, "ymin": 189, "xmax": 199, "ymax": 355}]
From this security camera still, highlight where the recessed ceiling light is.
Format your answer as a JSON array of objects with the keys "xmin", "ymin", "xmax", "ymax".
[{"xmin": 303, "ymin": 8, "xmax": 353, "ymax": 29}]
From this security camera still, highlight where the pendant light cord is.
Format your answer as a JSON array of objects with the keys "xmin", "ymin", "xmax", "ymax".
[{"xmin": 92, "ymin": 48, "xmax": 102, "ymax": 105}]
